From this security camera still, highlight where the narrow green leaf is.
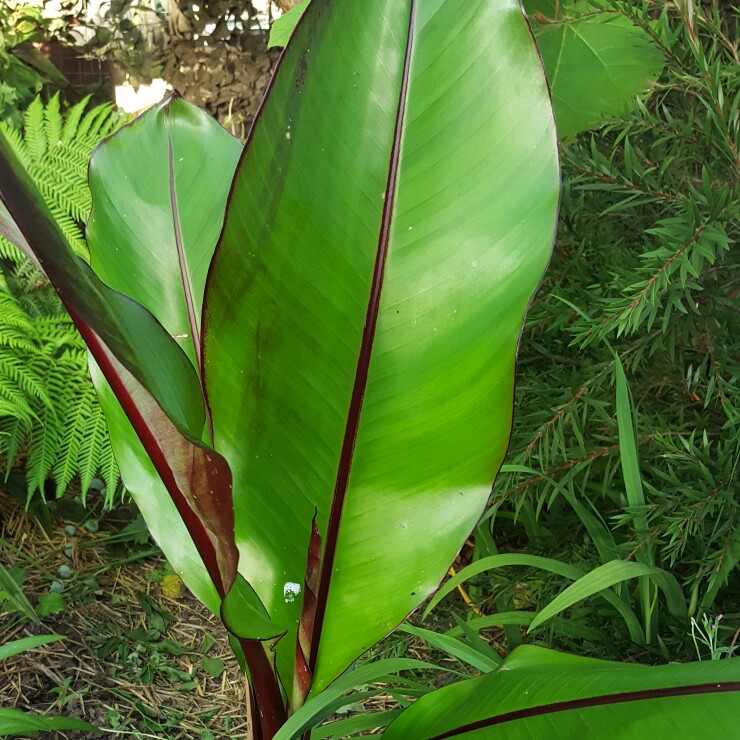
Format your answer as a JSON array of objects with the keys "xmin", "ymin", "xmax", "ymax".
[
  {"xmin": 444, "ymin": 611, "xmax": 536, "ymax": 639},
  {"xmin": 310, "ymin": 709, "xmax": 401, "ymax": 739},
  {"xmin": 615, "ymin": 357, "xmax": 647, "ymax": 516},
  {"xmin": 0, "ymin": 563, "xmax": 37, "ymax": 622},
  {"xmin": 527, "ymin": 560, "xmax": 680, "ymax": 632},
  {"xmin": 399, "ymin": 624, "xmax": 500, "ymax": 673},
  {"xmin": 0, "ymin": 708, "xmax": 101, "ymax": 736},
  {"xmin": 0, "ymin": 634, "xmax": 62, "ymax": 662},
  {"xmin": 424, "ymin": 554, "xmax": 644, "ymax": 644}
]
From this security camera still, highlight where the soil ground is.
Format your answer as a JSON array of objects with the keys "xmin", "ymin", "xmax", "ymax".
[{"xmin": 0, "ymin": 490, "xmax": 252, "ymax": 738}]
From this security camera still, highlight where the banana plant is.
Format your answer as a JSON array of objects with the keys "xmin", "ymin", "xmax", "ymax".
[
  {"xmin": 0, "ymin": 3, "xmax": 737, "ymax": 739},
  {"xmin": 0, "ymin": 0, "xmax": 559, "ymax": 737}
]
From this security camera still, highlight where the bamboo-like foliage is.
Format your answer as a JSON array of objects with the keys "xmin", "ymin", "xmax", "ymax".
[{"xmin": 486, "ymin": 1, "xmax": 739, "ymax": 648}]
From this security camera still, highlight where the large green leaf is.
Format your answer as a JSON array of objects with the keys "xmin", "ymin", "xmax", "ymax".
[
  {"xmin": 266, "ymin": 2, "xmax": 664, "ymax": 140},
  {"xmin": 534, "ymin": 11, "xmax": 665, "ymax": 139},
  {"xmin": 268, "ymin": 0, "xmax": 310, "ymax": 49},
  {"xmin": 383, "ymin": 646, "xmax": 740, "ymax": 739},
  {"xmin": 0, "ymin": 125, "xmax": 241, "ymax": 596},
  {"xmin": 84, "ymin": 95, "xmax": 242, "ymax": 611},
  {"xmin": 83, "ymin": 98, "xmax": 285, "ymax": 732},
  {"xmin": 203, "ymin": 0, "xmax": 559, "ymax": 695},
  {"xmin": 88, "ymin": 93, "xmax": 242, "ymax": 370}
]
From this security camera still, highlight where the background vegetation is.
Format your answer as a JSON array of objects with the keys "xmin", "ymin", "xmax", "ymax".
[
  {"xmin": 0, "ymin": 0, "xmax": 737, "ymax": 736},
  {"xmin": 483, "ymin": 0, "xmax": 739, "ymax": 661}
]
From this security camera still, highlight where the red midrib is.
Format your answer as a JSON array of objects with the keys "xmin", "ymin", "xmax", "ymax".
[
  {"xmin": 428, "ymin": 681, "xmax": 740, "ymax": 738},
  {"xmin": 308, "ymin": 0, "xmax": 418, "ymax": 674},
  {"xmin": 167, "ymin": 135, "xmax": 202, "ymax": 369}
]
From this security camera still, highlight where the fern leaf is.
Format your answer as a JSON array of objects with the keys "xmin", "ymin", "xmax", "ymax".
[
  {"xmin": 77, "ymin": 103, "xmax": 111, "ymax": 140},
  {"xmin": 77, "ymin": 401, "xmax": 109, "ymax": 497},
  {"xmin": 45, "ymin": 93, "xmax": 62, "ymax": 149},
  {"xmin": 0, "ymin": 416, "xmax": 28, "ymax": 479},
  {"xmin": 53, "ymin": 380, "xmax": 92, "ymax": 496},
  {"xmin": 0, "ymin": 238, "xmax": 25, "ymax": 264},
  {"xmin": 0, "ymin": 122, "xmax": 30, "ymax": 169},
  {"xmin": 25, "ymin": 406, "xmax": 61, "ymax": 498},
  {"xmin": 61, "ymin": 95, "xmax": 92, "ymax": 144},
  {"xmin": 24, "ymin": 97, "xmax": 47, "ymax": 162}
]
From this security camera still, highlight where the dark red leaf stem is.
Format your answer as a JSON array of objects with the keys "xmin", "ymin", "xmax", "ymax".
[
  {"xmin": 72, "ymin": 314, "xmax": 287, "ymax": 738},
  {"xmin": 71, "ymin": 313, "xmax": 227, "ymax": 593},
  {"xmin": 308, "ymin": 0, "xmax": 418, "ymax": 675}
]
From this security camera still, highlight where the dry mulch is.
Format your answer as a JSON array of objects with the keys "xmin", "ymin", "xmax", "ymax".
[{"xmin": 0, "ymin": 490, "xmax": 251, "ymax": 738}]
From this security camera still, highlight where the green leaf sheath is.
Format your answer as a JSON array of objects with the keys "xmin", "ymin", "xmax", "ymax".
[
  {"xmin": 88, "ymin": 94, "xmax": 243, "ymax": 371},
  {"xmin": 383, "ymin": 646, "xmax": 740, "ymax": 739},
  {"xmin": 0, "ymin": 129, "xmax": 205, "ymax": 438},
  {"xmin": 203, "ymin": 0, "xmax": 559, "ymax": 694}
]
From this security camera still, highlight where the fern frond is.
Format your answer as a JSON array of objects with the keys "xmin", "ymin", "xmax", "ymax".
[
  {"xmin": 24, "ymin": 97, "xmax": 47, "ymax": 161},
  {"xmin": 25, "ymin": 405, "xmax": 61, "ymax": 498},
  {"xmin": 45, "ymin": 93, "xmax": 62, "ymax": 149},
  {"xmin": 0, "ymin": 356, "xmax": 51, "ymax": 407},
  {"xmin": 77, "ymin": 103, "xmax": 115, "ymax": 140},
  {"xmin": 0, "ymin": 96, "xmax": 122, "ymax": 498},
  {"xmin": 0, "ymin": 238, "xmax": 25, "ymax": 264},
  {"xmin": 0, "ymin": 416, "xmax": 28, "ymax": 477},
  {"xmin": 0, "ymin": 122, "xmax": 30, "ymax": 169},
  {"xmin": 53, "ymin": 379, "xmax": 92, "ymax": 496},
  {"xmin": 62, "ymin": 95, "xmax": 92, "ymax": 144}
]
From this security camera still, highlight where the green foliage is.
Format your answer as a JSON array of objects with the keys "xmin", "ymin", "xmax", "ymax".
[
  {"xmin": 0, "ymin": 267, "xmax": 120, "ymax": 500},
  {"xmin": 0, "ymin": 1, "xmax": 67, "ymax": 126},
  {"xmin": 483, "ymin": 0, "xmax": 739, "ymax": 655},
  {"xmin": 382, "ymin": 646, "xmax": 740, "ymax": 739},
  {"xmin": 268, "ymin": 0, "xmax": 666, "ymax": 139},
  {"xmin": 268, "ymin": 0, "xmax": 310, "ymax": 49},
  {"xmin": 1, "ymin": 2, "xmax": 559, "ymax": 735},
  {"xmin": 0, "ymin": 94, "xmax": 122, "ymax": 261},
  {"xmin": 0, "ymin": 95, "xmax": 122, "ymax": 501},
  {"xmin": 529, "ymin": 2, "xmax": 666, "ymax": 138}
]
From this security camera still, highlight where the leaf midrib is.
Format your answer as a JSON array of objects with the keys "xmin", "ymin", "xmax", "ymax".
[
  {"xmin": 428, "ymin": 681, "xmax": 740, "ymax": 739},
  {"xmin": 307, "ymin": 0, "xmax": 418, "ymax": 675}
]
